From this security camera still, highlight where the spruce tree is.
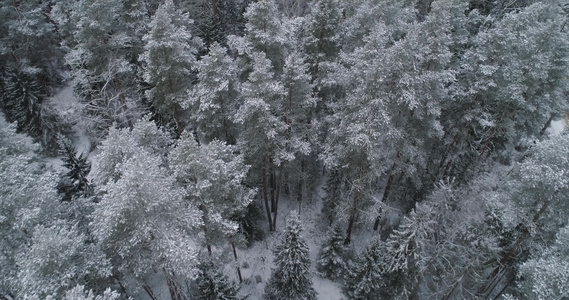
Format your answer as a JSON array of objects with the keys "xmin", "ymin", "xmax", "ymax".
[
  {"xmin": 57, "ymin": 137, "xmax": 92, "ymax": 202},
  {"xmin": 264, "ymin": 211, "xmax": 316, "ymax": 300},
  {"xmin": 1, "ymin": 70, "xmax": 62, "ymax": 153},
  {"xmin": 195, "ymin": 262, "xmax": 239, "ymax": 300},
  {"xmin": 344, "ymin": 239, "xmax": 388, "ymax": 300},
  {"xmin": 316, "ymin": 222, "xmax": 349, "ymax": 280},
  {"xmin": 187, "ymin": 42, "xmax": 240, "ymax": 143},
  {"xmin": 140, "ymin": 0, "xmax": 202, "ymax": 136}
]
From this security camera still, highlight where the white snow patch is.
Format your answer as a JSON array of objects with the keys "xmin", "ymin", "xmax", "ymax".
[{"xmin": 547, "ymin": 119, "xmax": 565, "ymax": 136}]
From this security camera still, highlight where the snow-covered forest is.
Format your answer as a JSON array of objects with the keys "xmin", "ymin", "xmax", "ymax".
[{"xmin": 2, "ymin": 0, "xmax": 569, "ymax": 299}]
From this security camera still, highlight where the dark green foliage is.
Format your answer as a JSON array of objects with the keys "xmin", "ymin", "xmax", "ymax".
[
  {"xmin": 1, "ymin": 70, "xmax": 62, "ymax": 154},
  {"xmin": 237, "ymin": 202, "xmax": 265, "ymax": 247},
  {"xmin": 57, "ymin": 137, "xmax": 92, "ymax": 202},
  {"xmin": 316, "ymin": 222, "xmax": 349, "ymax": 280},
  {"xmin": 195, "ymin": 262, "xmax": 239, "ymax": 300},
  {"xmin": 265, "ymin": 212, "xmax": 316, "ymax": 300},
  {"xmin": 321, "ymin": 170, "xmax": 342, "ymax": 225},
  {"xmin": 344, "ymin": 239, "xmax": 392, "ymax": 300},
  {"xmin": 304, "ymin": 0, "xmax": 341, "ymax": 79}
]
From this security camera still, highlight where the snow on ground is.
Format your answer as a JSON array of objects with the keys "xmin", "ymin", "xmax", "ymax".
[
  {"xmin": 236, "ymin": 176, "xmax": 347, "ymax": 300},
  {"xmin": 548, "ymin": 119, "xmax": 566, "ymax": 136},
  {"xmin": 49, "ymin": 84, "xmax": 92, "ymax": 154}
]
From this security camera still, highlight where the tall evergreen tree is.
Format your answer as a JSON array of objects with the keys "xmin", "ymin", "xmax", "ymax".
[
  {"xmin": 344, "ymin": 239, "xmax": 389, "ymax": 300},
  {"xmin": 15, "ymin": 224, "xmax": 111, "ymax": 299},
  {"xmin": 316, "ymin": 222, "xmax": 350, "ymax": 280},
  {"xmin": 57, "ymin": 137, "xmax": 92, "ymax": 202},
  {"xmin": 170, "ymin": 132, "xmax": 255, "ymax": 256},
  {"xmin": 65, "ymin": 0, "xmax": 148, "ymax": 138},
  {"xmin": 0, "ymin": 115, "xmax": 62, "ymax": 298},
  {"xmin": 140, "ymin": 0, "xmax": 202, "ymax": 136},
  {"xmin": 90, "ymin": 120, "xmax": 201, "ymax": 295},
  {"xmin": 187, "ymin": 42, "xmax": 240, "ymax": 143},
  {"xmin": 1, "ymin": 69, "xmax": 62, "ymax": 153},
  {"xmin": 194, "ymin": 261, "xmax": 239, "ymax": 300},
  {"xmin": 264, "ymin": 211, "xmax": 316, "ymax": 300},
  {"xmin": 441, "ymin": 1, "xmax": 569, "ymax": 181},
  {"xmin": 234, "ymin": 51, "xmax": 286, "ymax": 231},
  {"xmin": 228, "ymin": 0, "xmax": 290, "ymax": 72}
]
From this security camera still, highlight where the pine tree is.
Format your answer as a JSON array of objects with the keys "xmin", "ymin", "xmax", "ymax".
[
  {"xmin": 264, "ymin": 211, "xmax": 317, "ymax": 300},
  {"xmin": 195, "ymin": 262, "xmax": 239, "ymax": 300},
  {"xmin": 316, "ymin": 223, "xmax": 349, "ymax": 280},
  {"xmin": 1, "ymin": 69, "xmax": 62, "ymax": 154},
  {"xmin": 303, "ymin": 0, "xmax": 341, "ymax": 80},
  {"xmin": 169, "ymin": 132, "xmax": 255, "ymax": 255},
  {"xmin": 15, "ymin": 224, "xmax": 111, "ymax": 299},
  {"xmin": 57, "ymin": 137, "xmax": 92, "ymax": 202},
  {"xmin": 516, "ymin": 224, "xmax": 569, "ymax": 300},
  {"xmin": 228, "ymin": 0, "xmax": 289, "ymax": 72},
  {"xmin": 344, "ymin": 239, "xmax": 389, "ymax": 300},
  {"xmin": 0, "ymin": 115, "xmax": 63, "ymax": 298},
  {"xmin": 62, "ymin": 285, "xmax": 120, "ymax": 300},
  {"xmin": 0, "ymin": 0, "xmax": 62, "ymax": 80},
  {"xmin": 65, "ymin": 0, "xmax": 148, "ymax": 138},
  {"xmin": 234, "ymin": 51, "xmax": 286, "ymax": 231},
  {"xmin": 187, "ymin": 42, "xmax": 240, "ymax": 143},
  {"xmin": 321, "ymin": 170, "xmax": 343, "ymax": 225},
  {"xmin": 90, "ymin": 120, "xmax": 201, "ymax": 284},
  {"xmin": 140, "ymin": 0, "xmax": 202, "ymax": 136}
]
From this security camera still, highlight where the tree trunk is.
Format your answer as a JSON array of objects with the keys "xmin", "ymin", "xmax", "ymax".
[
  {"xmin": 344, "ymin": 191, "xmax": 360, "ymax": 245},
  {"xmin": 270, "ymin": 157, "xmax": 276, "ymax": 213},
  {"xmin": 297, "ymin": 159, "xmax": 305, "ymax": 213},
  {"xmin": 231, "ymin": 242, "xmax": 243, "ymax": 283},
  {"xmin": 272, "ymin": 182, "xmax": 280, "ymax": 230},
  {"xmin": 143, "ymin": 283, "xmax": 158, "ymax": 300},
  {"xmin": 164, "ymin": 268, "xmax": 184, "ymax": 300},
  {"xmin": 199, "ymin": 204, "xmax": 213, "ymax": 256},
  {"xmin": 373, "ymin": 163, "xmax": 395, "ymax": 231},
  {"xmin": 263, "ymin": 157, "xmax": 274, "ymax": 231},
  {"xmin": 113, "ymin": 273, "xmax": 129, "ymax": 297},
  {"xmin": 539, "ymin": 114, "xmax": 554, "ymax": 136},
  {"xmin": 173, "ymin": 106, "xmax": 183, "ymax": 138},
  {"xmin": 211, "ymin": 0, "xmax": 218, "ymax": 17},
  {"xmin": 113, "ymin": 74, "xmax": 133, "ymax": 128},
  {"xmin": 478, "ymin": 200, "xmax": 550, "ymax": 298}
]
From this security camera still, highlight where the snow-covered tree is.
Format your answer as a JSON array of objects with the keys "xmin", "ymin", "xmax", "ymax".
[
  {"xmin": 57, "ymin": 137, "xmax": 92, "ymax": 202},
  {"xmin": 0, "ymin": 0, "xmax": 62, "ymax": 78},
  {"xmin": 264, "ymin": 211, "xmax": 316, "ymax": 300},
  {"xmin": 65, "ymin": 0, "xmax": 148, "ymax": 138},
  {"xmin": 89, "ymin": 116, "xmax": 171, "ymax": 188},
  {"xmin": 344, "ymin": 239, "xmax": 388, "ymax": 300},
  {"xmin": 0, "ymin": 115, "xmax": 61, "ymax": 298},
  {"xmin": 61, "ymin": 285, "xmax": 120, "ymax": 300},
  {"xmin": 170, "ymin": 132, "xmax": 255, "ymax": 255},
  {"xmin": 316, "ymin": 223, "xmax": 350, "ymax": 280},
  {"xmin": 441, "ymin": 1, "xmax": 569, "ymax": 181},
  {"xmin": 516, "ymin": 224, "xmax": 569, "ymax": 300},
  {"xmin": 194, "ymin": 261, "xmax": 240, "ymax": 300},
  {"xmin": 234, "ymin": 51, "xmax": 286, "ymax": 231},
  {"xmin": 15, "ymin": 223, "xmax": 111, "ymax": 300},
  {"xmin": 229, "ymin": 0, "xmax": 290, "ymax": 72},
  {"xmin": 187, "ymin": 42, "xmax": 240, "ymax": 143},
  {"xmin": 1, "ymin": 69, "xmax": 62, "ymax": 153},
  {"xmin": 377, "ymin": 179, "xmax": 501, "ymax": 299},
  {"xmin": 140, "ymin": 0, "xmax": 202, "ymax": 135},
  {"xmin": 91, "ymin": 148, "xmax": 201, "ymax": 281},
  {"xmin": 90, "ymin": 119, "xmax": 200, "ymax": 294},
  {"xmin": 279, "ymin": 52, "xmax": 318, "ymax": 206},
  {"xmin": 484, "ymin": 133, "xmax": 569, "ymax": 297},
  {"xmin": 303, "ymin": 0, "xmax": 341, "ymax": 80}
]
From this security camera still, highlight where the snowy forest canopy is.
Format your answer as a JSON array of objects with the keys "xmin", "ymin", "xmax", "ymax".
[{"xmin": 2, "ymin": 0, "xmax": 569, "ymax": 299}]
